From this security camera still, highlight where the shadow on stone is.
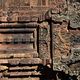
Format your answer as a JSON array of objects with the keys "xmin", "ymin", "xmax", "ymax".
[{"xmin": 37, "ymin": 65, "xmax": 78, "ymax": 80}]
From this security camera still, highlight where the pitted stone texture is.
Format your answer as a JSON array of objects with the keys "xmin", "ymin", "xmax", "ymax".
[
  {"xmin": 0, "ymin": 0, "xmax": 67, "ymax": 22},
  {"xmin": 52, "ymin": 21, "xmax": 80, "ymax": 76},
  {"xmin": 68, "ymin": 0, "xmax": 80, "ymax": 28}
]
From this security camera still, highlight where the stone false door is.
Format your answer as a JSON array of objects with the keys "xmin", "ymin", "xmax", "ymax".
[{"xmin": 0, "ymin": 22, "xmax": 51, "ymax": 79}]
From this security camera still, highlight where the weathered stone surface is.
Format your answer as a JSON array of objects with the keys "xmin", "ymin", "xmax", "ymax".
[
  {"xmin": 0, "ymin": 25, "xmax": 37, "ymax": 51},
  {"xmin": 0, "ymin": 65, "xmax": 8, "ymax": 71},
  {"xmin": 39, "ymin": 22, "xmax": 50, "ymax": 60},
  {"xmin": 8, "ymin": 78, "xmax": 40, "ymax": 80},
  {"xmin": 0, "ymin": 0, "xmax": 80, "ymax": 80},
  {"xmin": 9, "ymin": 66, "xmax": 38, "ymax": 71},
  {"xmin": 8, "ymin": 58, "xmax": 42, "ymax": 65},
  {"xmin": 0, "ymin": 78, "xmax": 8, "ymax": 80},
  {"xmin": 0, "ymin": 53, "xmax": 38, "ymax": 58},
  {"xmin": 8, "ymin": 71, "xmax": 41, "ymax": 76},
  {"xmin": 0, "ymin": 77, "xmax": 40, "ymax": 80},
  {"xmin": 0, "ymin": 0, "xmax": 67, "ymax": 22},
  {"xmin": 70, "ymin": 35, "xmax": 80, "ymax": 45},
  {"xmin": 0, "ymin": 59, "xmax": 8, "ymax": 64},
  {"xmin": 0, "ymin": 73, "xmax": 3, "ymax": 78},
  {"xmin": 68, "ymin": 0, "xmax": 80, "ymax": 28},
  {"xmin": 52, "ymin": 20, "xmax": 80, "ymax": 77}
]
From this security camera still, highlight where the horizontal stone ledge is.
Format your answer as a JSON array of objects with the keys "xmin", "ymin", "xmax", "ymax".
[
  {"xmin": 0, "ymin": 58, "xmax": 42, "ymax": 65},
  {"xmin": 9, "ymin": 58, "xmax": 42, "ymax": 65},
  {"xmin": 9, "ymin": 66, "xmax": 38, "ymax": 71},
  {"xmin": 0, "ymin": 28, "xmax": 36, "ymax": 32},
  {"xmin": 0, "ymin": 59, "xmax": 8, "ymax": 64},
  {"xmin": 4, "ymin": 71, "xmax": 41, "ymax": 76},
  {"xmin": 0, "ymin": 48, "xmax": 36, "ymax": 52},
  {"xmin": 0, "ymin": 53, "xmax": 38, "ymax": 59},
  {"xmin": 0, "ymin": 23, "xmax": 38, "ymax": 28},
  {"xmin": 0, "ymin": 78, "xmax": 40, "ymax": 80},
  {"xmin": 52, "ymin": 14, "xmax": 68, "ymax": 22},
  {"xmin": 0, "ymin": 66, "xmax": 8, "ymax": 71}
]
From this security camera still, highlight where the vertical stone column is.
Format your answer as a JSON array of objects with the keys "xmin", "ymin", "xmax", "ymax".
[{"xmin": 39, "ymin": 22, "xmax": 51, "ymax": 65}]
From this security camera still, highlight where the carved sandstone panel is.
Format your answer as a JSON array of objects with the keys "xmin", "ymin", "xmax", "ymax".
[
  {"xmin": 0, "ymin": 23, "xmax": 37, "ymax": 53},
  {"xmin": 0, "ymin": 0, "xmax": 67, "ymax": 22},
  {"xmin": 52, "ymin": 21, "xmax": 80, "ymax": 76}
]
